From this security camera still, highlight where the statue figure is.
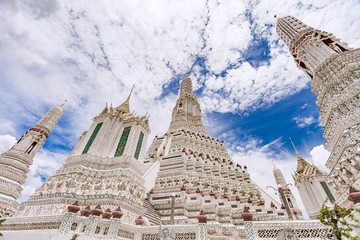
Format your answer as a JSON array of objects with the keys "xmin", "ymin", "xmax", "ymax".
[
  {"xmin": 158, "ymin": 224, "xmax": 176, "ymax": 240},
  {"xmin": 277, "ymin": 228, "xmax": 298, "ymax": 240}
]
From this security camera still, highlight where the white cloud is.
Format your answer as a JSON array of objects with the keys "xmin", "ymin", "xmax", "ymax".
[
  {"xmin": 309, "ymin": 144, "xmax": 330, "ymax": 173},
  {"xmin": 0, "ymin": 134, "xmax": 17, "ymax": 153},
  {"xmin": 1, "ymin": 0, "xmax": 359, "ymax": 133},
  {"xmin": 0, "ymin": 0, "xmax": 359, "ymax": 215},
  {"xmin": 293, "ymin": 116, "xmax": 316, "ymax": 128},
  {"xmin": 300, "ymin": 103, "xmax": 308, "ymax": 109},
  {"xmin": 20, "ymin": 149, "xmax": 68, "ymax": 202},
  {"xmin": 202, "ymin": 0, "xmax": 251, "ymax": 74}
]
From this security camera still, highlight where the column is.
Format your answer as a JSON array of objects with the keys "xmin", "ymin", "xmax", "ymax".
[
  {"xmin": 134, "ymin": 232, "xmax": 142, "ymax": 240},
  {"xmin": 58, "ymin": 212, "xmax": 76, "ymax": 234},
  {"xmin": 244, "ymin": 221, "xmax": 256, "ymax": 240},
  {"xmin": 197, "ymin": 223, "xmax": 207, "ymax": 240},
  {"xmin": 84, "ymin": 215, "xmax": 100, "ymax": 236},
  {"xmin": 107, "ymin": 218, "xmax": 121, "ymax": 239}
]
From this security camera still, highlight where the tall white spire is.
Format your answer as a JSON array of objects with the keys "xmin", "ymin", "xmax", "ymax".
[
  {"xmin": 146, "ymin": 74, "xmax": 289, "ymax": 226},
  {"xmin": 276, "ymin": 17, "xmax": 360, "ymax": 207},
  {"xmin": 273, "ymin": 162, "xmax": 287, "ymax": 189},
  {"xmin": 272, "ymin": 160, "xmax": 303, "ymax": 219},
  {"xmin": 167, "ymin": 74, "xmax": 208, "ymax": 135},
  {"xmin": 180, "ymin": 73, "xmax": 193, "ymax": 97},
  {"xmin": 276, "ymin": 15, "xmax": 351, "ymax": 79},
  {"xmin": 0, "ymin": 103, "xmax": 64, "ymax": 217}
]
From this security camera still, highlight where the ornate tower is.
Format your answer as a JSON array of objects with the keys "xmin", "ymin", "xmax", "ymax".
[
  {"xmin": 290, "ymin": 139, "xmax": 334, "ymax": 219},
  {"xmin": 17, "ymin": 89, "xmax": 152, "ymax": 224},
  {"xmin": 0, "ymin": 103, "xmax": 64, "ymax": 217},
  {"xmin": 276, "ymin": 16, "xmax": 360, "ymax": 206},
  {"xmin": 146, "ymin": 75, "xmax": 288, "ymax": 236},
  {"xmin": 272, "ymin": 161, "xmax": 303, "ymax": 219}
]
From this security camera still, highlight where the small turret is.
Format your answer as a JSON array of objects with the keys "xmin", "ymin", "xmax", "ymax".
[
  {"xmin": 115, "ymin": 85, "xmax": 134, "ymax": 114},
  {"xmin": 289, "ymin": 138, "xmax": 332, "ymax": 219},
  {"xmin": 272, "ymin": 158, "xmax": 302, "ymax": 219}
]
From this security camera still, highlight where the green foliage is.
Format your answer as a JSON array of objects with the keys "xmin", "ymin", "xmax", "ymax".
[
  {"xmin": 0, "ymin": 219, "xmax": 6, "ymax": 237},
  {"xmin": 317, "ymin": 199, "xmax": 360, "ymax": 240},
  {"xmin": 70, "ymin": 234, "xmax": 79, "ymax": 240}
]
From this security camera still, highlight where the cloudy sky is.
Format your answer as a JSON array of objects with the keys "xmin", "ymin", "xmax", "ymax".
[{"xmin": 1, "ymin": 0, "xmax": 360, "ymax": 218}]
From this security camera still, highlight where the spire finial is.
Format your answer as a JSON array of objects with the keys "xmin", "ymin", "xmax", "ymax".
[
  {"xmin": 272, "ymin": 160, "xmax": 276, "ymax": 168},
  {"xmin": 60, "ymin": 100, "xmax": 67, "ymax": 108},
  {"xmin": 127, "ymin": 85, "xmax": 135, "ymax": 100},
  {"xmin": 289, "ymin": 137, "xmax": 301, "ymax": 159},
  {"xmin": 180, "ymin": 74, "xmax": 193, "ymax": 97},
  {"xmin": 115, "ymin": 85, "xmax": 135, "ymax": 114}
]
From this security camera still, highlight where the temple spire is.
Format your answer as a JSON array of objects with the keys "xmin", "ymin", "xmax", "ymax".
[
  {"xmin": 272, "ymin": 161, "xmax": 286, "ymax": 188},
  {"xmin": 290, "ymin": 138, "xmax": 309, "ymax": 174},
  {"xmin": 0, "ymin": 104, "xmax": 63, "ymax": 216},
  {"xmin": 60, "ymin": 100, "xmax": 67, "ymax": 108},
  {"xmin": 276, "ymin": 16, "xmax": 351, "ymax": 79},
  {"xmin": 289, "ymin": 137, "xmax": 301, "ymax": 159},
  {"xmin": 167, "ymin": 74, "xmax": 208, "ymax": 136},
  {"xmin": 180, "ymin": 73, "xmax": 193, "ymax": 97},
  {"xmin": 116, "ymin": 85, "xmax": 135, "ymax": 114}
]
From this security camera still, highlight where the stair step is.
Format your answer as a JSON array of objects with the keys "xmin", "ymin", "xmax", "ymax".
[{"xmin": 143, "ymin": 199, "xmax": 161, "ymax": 225}]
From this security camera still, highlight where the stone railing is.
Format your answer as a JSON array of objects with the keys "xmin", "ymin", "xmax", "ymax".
[
  {"xmin": 249, "ymin": 219, "xmax": 332, "ymax": 239},
  {"xmin": 1, "ymin": 214, "xmax": 337, "ymax": 239}
]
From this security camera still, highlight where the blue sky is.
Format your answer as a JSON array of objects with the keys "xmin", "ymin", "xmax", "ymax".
[{"xmin": 0, "ymin": 0, "xmax": 360, "ymax": 218}]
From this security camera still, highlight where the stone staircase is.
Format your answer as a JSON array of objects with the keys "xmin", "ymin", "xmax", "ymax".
[{"xmin": 143, "ymin": 199, "xmax": 161, "ymax": 225}]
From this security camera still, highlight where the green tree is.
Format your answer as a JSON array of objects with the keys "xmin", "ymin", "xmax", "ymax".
[
  {"xmin": 0, "ymin": 219, "xmax": 6, "ymax": 237},
  {"xmin": 70, "ymin": 234, "xmax": 79, "ymax": 240},
  {"xmin": 317, "ymin": 199, "xmax": 360, "ymax": 240}
]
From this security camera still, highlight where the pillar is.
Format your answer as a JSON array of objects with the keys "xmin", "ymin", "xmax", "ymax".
[
  {"xmin": 197, "ymin": 223, "xmax": 207, "ymax": 240},
  {"xmin": 58, "ymin": 212, "xmax": 76, "ymax": 234},
  {"xmin": 244, "ymin": 221, "xmax": 255, "ymax": 240},
  {"xmin": 84, "ymin": 215, "xmax": 100, "ymax": 236},
  {"xmin": 107, "ymin": 218, "xmax": 121, "ymax": 239}
]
